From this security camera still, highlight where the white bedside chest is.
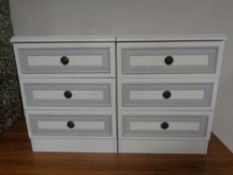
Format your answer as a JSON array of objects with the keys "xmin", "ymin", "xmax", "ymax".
[
  {"xmin": 11, "ymin": 35, "xmax": 226, "ymax": 154},
  {"xmin": 11, "ymin": 36, "xmax": 117, "ymax": 152},
  {"xmin": 117, "ymin": 35, "xmax": 226, "ymax": 154}
]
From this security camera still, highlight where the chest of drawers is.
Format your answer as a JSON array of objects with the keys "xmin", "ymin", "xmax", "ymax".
[
  {"xmin": 12, "ymin": 36, "xmax": 117, "ymax": 152},
  {"xmin": 11, "ymin": 35, "xmax": 226, "ymax": 154}
]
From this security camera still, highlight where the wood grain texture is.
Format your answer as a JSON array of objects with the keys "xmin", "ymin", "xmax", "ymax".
[{"xmin": 0, "ymin": 119, "xmax": 232, "ymax": 175}]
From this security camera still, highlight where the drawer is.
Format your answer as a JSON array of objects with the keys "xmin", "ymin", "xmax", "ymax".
[
  {"xmin": 120, "ymin": 113, "xmax": 209, "ymax": 138},
  {"xmin": 14, "ymin": 42, "xmax": 115, "ymax": 77},
  {"xmin": 119, "ymin": 78, "xmax": 216, "ymax": 109},
  {"xmin": 118, "ymin": 42, "xmax": 223, "ymax": 76},
  {"xmin": 21, "ymin": 79, "xmax": 115, "ymax": 109},
  {"xmin": 28, "ymin": 114, "xmax": 113, "ymax": 137}
]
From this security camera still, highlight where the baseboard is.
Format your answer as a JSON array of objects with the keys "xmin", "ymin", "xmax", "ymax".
[
  {"xmin": 119, "ymin": 139, "xmax": 208, "ymax": 154},
  {"xmin": 31, "ymin": 138, "xmax": 117, "ymax": 153}
]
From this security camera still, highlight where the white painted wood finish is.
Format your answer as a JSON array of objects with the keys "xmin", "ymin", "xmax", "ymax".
[
  {"xmin": 10, "ymin": 35, "xmax": 227, "ymax": 43},
  {"xmin": 118, "ymin": 139, "xmax": 208, "ymax": 154},
  {"xmin": 37, "ymin": 121, "xmax": 105, "ymax": 130},
  {"xmin": 13, "ymin": 42, "xmax": 115, "ymax": 78},
  {"xmin": 25, "ymin": 110, "xmax": 116, "ymax": 139},
  {"xmin": 32, "ymin": 90, "xmax": 104, "ymax": 100},
  {"xmin": 129, "ymin": 121, "xmax": 200, "ymax": 131},
  {"xmin": 12, "ymin": 36, "xmax": 117, "ymax": 152},
  {"xmin": 129, "ymin": 90, "xmax": 204, "ymax": 100},
  {"xmin": 27, "ymin": 55, "xmax": 103, "ymax": 66},
  {"xmin": 12, "ymin": 35, "xmax": 225, "ymax": 154},
  {"xmin": 118, "ymin": 78, "xmax": 218, "ymax": 110},
  {"xmin": 116, "ymin": 35, "xmax": 227, "ymax": 42},
  {"xmin": 20, "ymin": 78, "xmax": 116, "ymax": 110},
  {"xmin": 118, "ymin": 110, "xmax": 213, "ymax": 140},
  {"xmin": 117, "ymin": 41, "xmax": 225, "ymax": 78},
  {"xmin": 129, "ymin": 55, "xmax": 209, "ymax": 66},
  {"xmin": 117, "ymin": 36, "xmax": 225, "ymax": 154},
  {"xmin": 31, "ymin": 138, "xmax": 117, "ymax": 152},
  {"xmin": 11, "ymin": 35, "xmax": 116, "ymax": 43}
]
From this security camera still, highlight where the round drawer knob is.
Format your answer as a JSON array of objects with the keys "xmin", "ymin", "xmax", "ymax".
[
  {"xmin": 64, "ymin": 90, "xmax": 72, "ymax": 99},
  {"xmin": 67, "ymin": 121, "xmax": 75, "ymax": 129},
  {"xmin": 161, "ymin": 122, "xmax": 169, "ymax": 130},
  {"xmin": 164, "ymin": 56, "xmax": 174, "ymax": 65},
  {"xmin": 162, "ymin": 90, "xmax": 171, "ymax": 99},
  {"xmin": 60, "ymin": 56, "xmax": 69, "ymax": 65}
]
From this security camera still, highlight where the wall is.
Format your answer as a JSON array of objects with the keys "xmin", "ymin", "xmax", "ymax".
[{"xmin": 9, "ymin": 0, "xmax": 233, "ymax": 152}]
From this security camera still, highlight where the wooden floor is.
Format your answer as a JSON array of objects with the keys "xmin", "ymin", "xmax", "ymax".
[{"xmin": 0, "ymin": 119, "xmax": 232, "ymax": 175}]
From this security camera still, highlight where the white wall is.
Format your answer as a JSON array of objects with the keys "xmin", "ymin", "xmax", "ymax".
[{"xmin": 9, "ymin": 0, "xmax": 233, "ymax": 152}]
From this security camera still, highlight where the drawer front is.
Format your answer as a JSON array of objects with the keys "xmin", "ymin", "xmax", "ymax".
[
  {"xmin": 29, "ymin": 114, "xmax": 112, "ymax": 137},
  {"xmin": 22, "ymin": 79, "xmax": 115, "ymax": 108},
  {"xmin": 15, "ymin": 43, "xmax": 115, "ymax": 76},
  {"xmin": 118, "ymin": 42, "xmax": 220, "ymax": 75},
  {"xmin": 121, "ymin": 115, "xmax": 208, "ymax": 138},
  {"xmin": 120, "ymin": 80, "xmax": 214, "ymax": 108}
]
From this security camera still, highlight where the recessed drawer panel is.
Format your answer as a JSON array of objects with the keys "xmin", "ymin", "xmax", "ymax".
[
  {"xmin": 119, "ymin": 79, "xmax": 214, "ymax": 109},
  {"xmin": 15, "ymin": 43, "xmax": 115, "ymax": 76},
  {"xmin": 118, "ymin": 42, "xmax": 221, "ymax": 75},
  {"xmin": 121, "ymin": 115, "xmax": 208, "ymax": 138},
  {"xmin": 29, "ymin": 114, "xmax": 112, "ymax": 137},
  {"xmin": 22, "ymin": 79, "xmax": 115, "ymax": 108}
]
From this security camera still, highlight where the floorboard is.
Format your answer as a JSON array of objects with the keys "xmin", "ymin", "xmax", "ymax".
[{"xmin": 0, "ymin": 119, "xmax": 232, "ymax": 175}]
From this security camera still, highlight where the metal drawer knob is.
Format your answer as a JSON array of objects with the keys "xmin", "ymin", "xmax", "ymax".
[
  {"xmin": 64, "ymin": 90, "xmax": 72, "ymax": 99},
  {"xmin": 67, "ymin": 121, "xmax": 75, "ymax": 129},
  {"xmin": 161, "ymin": 122, "xmax": 169, "ymax": 130},
  {"xmin": 164, "ymin": 56, "xmax": 174, "ymax": 65},
  {"xmin": 162, "ymin": 90, "xmax": 171, "ymax": 99},
  {"xmin": 60, "ymin": 56, "xmax": 69, "ymax": 65}
]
